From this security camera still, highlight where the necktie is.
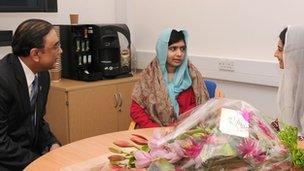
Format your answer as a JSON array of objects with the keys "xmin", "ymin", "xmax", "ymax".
[{"xmin": 30, "ymin": 76, "xmax": 38, "ymax": 126}]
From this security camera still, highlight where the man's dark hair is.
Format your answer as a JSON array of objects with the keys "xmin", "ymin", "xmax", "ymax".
[
  {"xmin": 12, "ymin": 19, "xmax": 53, "ymax": 57},
  {"xmin": 168, "ymin": 29, "xmax": 186, "ymax": 46},
  {"xmin": 279, "ymin": 27, "xmax": 288, "ymax": 46}
]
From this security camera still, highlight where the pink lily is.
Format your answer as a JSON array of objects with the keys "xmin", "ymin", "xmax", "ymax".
[
  {"xmin": 258, "ymin": 120, "xmax": 275, "ymax": 139},
  {"xmin": 113, "ymin": 140, "xmax": 134, "ymax": 148},
  {"xmin": 164, "ymin": 151, "xmax": 183, "ymax": 163},
  {"xmin": 131, "ymin": 134, "xmax": 148, "ymax": 141},
  {"xmin": 150, "ymin": 148, "xmax": 169, "ymax": 158},
  {"xmin": 238, "ymin": 138, "xmax": 266, "ymax": 163},
  {"xmin": 148, "ymin": 129, "xmax": 164, "ymax": 150},
  {"xmin": 108, "ymin": 155, "xmax": 125, "ymax": 162},
  {"xmin": 184, "ymin": 140, "xmax": 202, "ymax": 159},
  {"xmin": 134, "ymin": 151, "xmax": 152, "ymax": 168},
  {"xmin": 131, "ymin": 134, "xmax": 148, "ymax": 145},
  {"xmin": 252, "ymin": 149, "xmax": 266, "ymax": 163},
  {"xmin": 241, "ymin": 109, "xmax": 252, "ymax": 123},
  {"xmin": 203, "ymin": 134, "xmax": 216, "ymax": 144},
  {"xmin": 238, "ymin": 138, "xmax": 257, "ymax": 157},
  {"xmin": 169, "ymin": 140, "xmax": 185, "ymax": 157}
]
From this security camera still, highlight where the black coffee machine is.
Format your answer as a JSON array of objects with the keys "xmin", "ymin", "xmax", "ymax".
[{"xmin": 54, "ymin": 24, "xmax": 131, "ymax": 81}]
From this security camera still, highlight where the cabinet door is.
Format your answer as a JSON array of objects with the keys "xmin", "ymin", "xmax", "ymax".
[
  {"xmin": 116, "ymin": 81, "xmax": 136, "ymax": 131},
  {"xmin": 45, "ymin": 88, "xmax": 69, "ymax": 145},
  {"xmin": 68, "ymin": 85, "xmax": 118, "ymax": 142}
]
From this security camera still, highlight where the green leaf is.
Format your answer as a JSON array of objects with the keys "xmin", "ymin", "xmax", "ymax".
[
  {"xmin": 278, "ymin": 125, "xmax": 304, "ymax": 168},
  {"xmin": 291, "ymin": 148, "xmax": 304, "ymax": 168},
  {"xmin": 278, "ymin": 126, "xmax": 298, "ymax": 149},
  {"xmin": 141, "ymin": 145, "xmax": 150, "ymax": 152},
  {"xmin": 185, "ymin": 128, "xmax": 203, "ymax": 135},
  {"xmin": 128, "ymin": 156, "xmax": 136, "ymax": 168}
]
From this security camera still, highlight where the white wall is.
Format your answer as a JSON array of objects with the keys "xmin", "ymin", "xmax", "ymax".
[
  {"xmin": 215, "ymin": 80, "xmax": 278, "ymax": 119},
  {"xmin": 0, "ymin": 0, "xmax": 117, "ymax": 58},
  {"xmin": 126, "ymin": 0, "xmax": 304, "ymax": 61}
]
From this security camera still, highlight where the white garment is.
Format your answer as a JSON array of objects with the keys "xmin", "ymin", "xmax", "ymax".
[
  {"xmin": 18, "ymin": 57, "xmax": 37, "ymax": 97},
  {"xmin": 278, "ymin": 25, "xmax": 304, "ymax": 135}
]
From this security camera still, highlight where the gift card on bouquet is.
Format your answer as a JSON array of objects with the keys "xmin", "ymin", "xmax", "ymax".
[{"xmin": 219, "ymin": 108, "xmax": 249, "ymax": 138}]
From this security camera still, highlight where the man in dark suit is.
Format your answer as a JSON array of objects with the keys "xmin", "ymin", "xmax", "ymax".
[{"xmin": 0, "ymin": 19, "xmax": 61, "ymax": 170}]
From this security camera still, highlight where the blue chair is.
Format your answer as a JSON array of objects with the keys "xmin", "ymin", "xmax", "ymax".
[{"xmin": 204, "ymin": 80, "xmax": 217, "ymax": 98}]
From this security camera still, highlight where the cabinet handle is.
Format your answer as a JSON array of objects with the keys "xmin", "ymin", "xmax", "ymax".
[
  {"xmin": 113, "ymin": 93, "xmax": 119, "ymax": 108},
  {"xmin": 118, "ymin": 92, "xmax": 123, "ymax": 107}
]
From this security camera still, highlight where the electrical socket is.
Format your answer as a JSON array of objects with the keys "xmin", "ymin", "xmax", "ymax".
[{"xmin": 218, "ymin": 59, "xmax": 235, "ymax": 72}]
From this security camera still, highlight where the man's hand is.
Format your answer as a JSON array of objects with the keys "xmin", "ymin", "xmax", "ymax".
[{"xmin": 49, "ymin": 143, "xmax": 60, "ymax": 151}]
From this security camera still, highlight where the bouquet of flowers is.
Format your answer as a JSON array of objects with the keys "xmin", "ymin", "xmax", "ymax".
[{"xmin": 108, "ymin": 98, "xmax": 295, "ymax": 170}]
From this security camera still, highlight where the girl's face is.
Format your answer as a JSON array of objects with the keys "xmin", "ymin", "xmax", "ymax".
[
  {"xmin": 166, "ymin": 40, "xmax": 186, "ymax": 72},
  {"xmin": 274, "ymin": 39, "xmax": 284, "ymax": 69}
]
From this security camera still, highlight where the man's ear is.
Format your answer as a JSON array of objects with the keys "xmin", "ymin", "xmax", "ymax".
[{"xmin": 29, "ymin": 48, "xmax": 40, "ymax": 63}]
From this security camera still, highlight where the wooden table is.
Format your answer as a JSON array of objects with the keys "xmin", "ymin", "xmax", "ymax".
[
  {"xmin": 25, "ymin": 128, "xmax": 304, "ymax": 171},
  {"xmin": 25, "ymin": 128, "xmax": 154, "ymax": 171}
]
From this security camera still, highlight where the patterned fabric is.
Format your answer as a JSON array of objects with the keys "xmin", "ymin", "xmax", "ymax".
[
  {"xmin": 30, "ymin": 76, "xmax": 38, "ymax": 109},
  {"xmin": 131, "ymin": 58, "xmax": 209, "ymax": 126},
  {"xmin": 30, "ymin": 75, "xmax": 38, "ymax": 126}
]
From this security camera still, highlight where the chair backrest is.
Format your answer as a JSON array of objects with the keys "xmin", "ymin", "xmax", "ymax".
[{"xmin": 204, "ymin": 80, "xmax": 216, "ymax": 98}]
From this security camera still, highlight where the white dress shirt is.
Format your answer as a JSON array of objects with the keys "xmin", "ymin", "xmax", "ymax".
[{"xmin": 18, "ymin": 57, "xmax": 37, "ymax": 97}]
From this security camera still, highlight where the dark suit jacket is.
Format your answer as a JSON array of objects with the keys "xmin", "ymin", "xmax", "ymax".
[{"xmin": 0, "ymin": 54, "xmax": 59, "ymax": 171}]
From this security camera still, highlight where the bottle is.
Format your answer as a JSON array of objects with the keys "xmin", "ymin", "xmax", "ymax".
[
  {"xmin": 83, "ymin": 55, "xmax": 87, "ymax": 64},
  {"xmin": 75, "ymin": 39, "xmax": 81, "ymax": 52},
  {"xmin": 88, "ymin": 54, "xmax": 92, "ymax": 64},
  {"xmin": 81, "ymin": 40, "xmax": 85, "ymax": 52},
  {"xmin": 84, "ymin": 28, "xmax": 90, "ymax": 52},
  {"xmin": 85, "ymin": 40, "xmax": 90, "ymax": 52},
  {"xmin": 78, "ymin": 55, "xmax": 82, "ymax": 65}
]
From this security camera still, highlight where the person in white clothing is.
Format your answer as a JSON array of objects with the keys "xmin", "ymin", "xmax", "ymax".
[{"xmin": 274, "ymin": 25, "xmax": 304, "ymax": 137}]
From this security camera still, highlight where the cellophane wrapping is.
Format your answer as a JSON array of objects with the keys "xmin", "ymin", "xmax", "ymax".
[{"xmin": 144, "ymin": 98, "xmax": 291, "ymax": 170}]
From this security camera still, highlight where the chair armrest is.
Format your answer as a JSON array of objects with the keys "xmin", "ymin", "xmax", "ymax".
[{"xmin": 128, "ymin": 121, "xmax": 137, "ymax": 130}]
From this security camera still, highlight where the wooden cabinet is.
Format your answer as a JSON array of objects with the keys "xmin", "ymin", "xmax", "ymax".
[{"xmin": 44, "ymin": 74, "xmax": 140, "ymax": 145}]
